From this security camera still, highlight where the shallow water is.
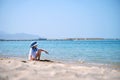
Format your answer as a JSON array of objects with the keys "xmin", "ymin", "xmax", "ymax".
[{"xmin": 0, "ymin": 40, "xmax": 120, "ymax": 65}]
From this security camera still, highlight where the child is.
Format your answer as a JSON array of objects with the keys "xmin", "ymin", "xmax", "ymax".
[{"xmin": 28, "ymin": 41, "xmax": 48, "ymax": 60}]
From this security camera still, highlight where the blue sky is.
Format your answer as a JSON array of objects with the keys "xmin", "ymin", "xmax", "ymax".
[{"xmin": 0, "ymin": 0, "xmax": 120, "ymax": 39}]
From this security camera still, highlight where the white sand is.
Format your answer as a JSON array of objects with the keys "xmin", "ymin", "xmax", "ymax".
[{"xmin": 0, "ymin": 58, "xmax": 120, "ymax": 80}]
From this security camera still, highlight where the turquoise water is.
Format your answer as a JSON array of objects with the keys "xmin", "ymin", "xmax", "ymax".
[{"xmin": 0, "ymin": 40, "xmax": 120, "ymax": 65}]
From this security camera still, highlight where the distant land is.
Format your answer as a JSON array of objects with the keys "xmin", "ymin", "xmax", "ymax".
[
  {"xmin": 0, "ymin": 31, "xmax": 40, "ymax": 40},
  {"xmin": 47, "ymin": 38, "xmax": 120, "ymax": 41},
  {"xmin": 0, "ymin": 37, "xmax": 120, "ymax": 41},
  {"xmin": 0, "ymin": 31, "xmax": 120, "ymax": 41}
]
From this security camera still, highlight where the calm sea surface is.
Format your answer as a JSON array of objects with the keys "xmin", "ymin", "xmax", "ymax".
[{"xmin": 0, "ymin": 40, "xmax": 120, "ymax": 65}]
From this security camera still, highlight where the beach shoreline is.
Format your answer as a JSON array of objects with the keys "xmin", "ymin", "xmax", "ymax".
[{"xmin": 0, "ymin": 58, "xmax": 120, "ymax": 80}]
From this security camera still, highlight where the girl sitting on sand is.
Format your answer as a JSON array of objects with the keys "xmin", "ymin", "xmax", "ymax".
[{"xmin": 28, "ymin": 41, "xmax": 48, "ymax": 60}]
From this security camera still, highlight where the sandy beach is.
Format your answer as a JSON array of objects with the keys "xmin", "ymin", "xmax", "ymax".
[{"xmin": 0, "ymin": 58, "xmax": 120, "ymax": 80}]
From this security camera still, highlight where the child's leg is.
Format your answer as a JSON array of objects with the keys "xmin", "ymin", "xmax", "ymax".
[{"xmin": 36, "ymin": 49, "xmax": 41, "ymax": 60}]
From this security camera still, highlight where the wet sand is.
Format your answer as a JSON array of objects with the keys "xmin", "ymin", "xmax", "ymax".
[{"xmin": 0, "ymin": 58, "xmax": 120, "ymax": 80}]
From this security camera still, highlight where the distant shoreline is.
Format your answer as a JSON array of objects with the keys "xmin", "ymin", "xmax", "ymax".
[{"xmin": 0, "ymin": 38, "xmax": 120, "ymax": 41}]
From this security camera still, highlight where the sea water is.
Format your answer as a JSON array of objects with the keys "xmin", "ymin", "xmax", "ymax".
[{"xmin": 0, "ymin": 40, "xmax": 120, "ymax": 65}]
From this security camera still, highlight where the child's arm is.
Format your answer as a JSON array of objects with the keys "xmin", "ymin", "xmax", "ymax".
[{"xmin": 39, "ymin": 49, "xmax": 48, "ymax": 54}]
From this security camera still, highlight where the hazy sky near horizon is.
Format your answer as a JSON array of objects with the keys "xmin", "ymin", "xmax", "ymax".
[{"xmin": 0, "ymin": 0, "xmax": 120, "ymax": 38}]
